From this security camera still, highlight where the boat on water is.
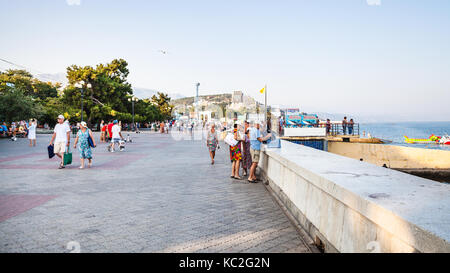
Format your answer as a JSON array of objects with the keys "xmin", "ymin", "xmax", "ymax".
[
  {"xmin": 404, "ymin": 134, "xmax": 450, "ymax": 145},
  {"xmin": 439, "ymin": 134, "xmax": 450, "ymax": 145}
]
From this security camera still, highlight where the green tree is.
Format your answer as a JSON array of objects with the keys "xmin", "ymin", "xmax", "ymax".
[
  {"xmin": 39, "ymin": 97, "xmax": 80, "ymax": 127},
  {"xmin": 151, "ymin": 92, "xmax": 173, "ymax": 120},
  {"xmin": 135, "ymin": 99, "xmax": 162, "ymax": 122},
  {"xmin": 0, "ymin": 88, "xmax": 43, "ymax": 122},
  {"xmin": 0, "ymin": 69, "xmax": 59, "ymax": 99},
  {"xmin": 63, "ymin": 59, "xmax": 134, "ymax": 126}
]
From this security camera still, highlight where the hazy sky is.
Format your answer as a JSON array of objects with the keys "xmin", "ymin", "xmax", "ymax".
[{"xmin": 1, "ymin": 0, "xmax": 449, "ymax": 121}]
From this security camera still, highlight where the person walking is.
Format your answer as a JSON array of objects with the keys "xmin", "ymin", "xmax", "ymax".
[
  {"xmin": 73, "ymin": 121, "xmax": 96, "ymax": 169},
  {"xmin": 107, "ymin": 120, "xmax": 114, "ymax": 142},
  {"xmin": 206, "ymin": 123, "xmax": 219, "ymax": 165},
  {"xmin": 230, "ymin": 124, "xmax": 242, "ymax": 180},
  {"xmin": 248, "ymin": 122, "xmax": 271, "ymax": 183},
  {"xmin": 241, "ymin": 121, "xmax": 252, "ymax": 177},
  {"xmin": 109, "ymin": 120, "xmax": 123, "ymax": 152},
  {"xmin": 49, "ymin": 115, "xmax": 71, "ymax": 169},
  {"xmin": 28, "ymin": 119, "xmax": 37, "ymax": 147}
]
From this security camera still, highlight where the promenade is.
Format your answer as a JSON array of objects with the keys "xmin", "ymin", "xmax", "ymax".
[{"xmin": 0, "ymin": 131, "xmax": 315, "ymax": 253}]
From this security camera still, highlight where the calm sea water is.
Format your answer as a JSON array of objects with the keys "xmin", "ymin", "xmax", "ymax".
[{"xmin": 360, "ymin": 121, "xmax": 450, "ymax": 151}]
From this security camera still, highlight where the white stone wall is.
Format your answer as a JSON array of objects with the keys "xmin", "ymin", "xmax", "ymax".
[{"xmin": 259, "ymin": 140, "xmax": 450, "ymax": 253}]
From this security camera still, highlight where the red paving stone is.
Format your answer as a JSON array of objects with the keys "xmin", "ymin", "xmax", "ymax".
[
  {"xmin": 0, "ymin": 153, "xmax": 42, "ymax": 163},
  {"xmin": 0, "ymin": 195, "xmax": 58, "ymax": 222},
  {"xmin": 0, "ymin": 152, "xmax": 148, "ymax": 170},
  {"xmin": 96, "ymin": 154, "xmax": 147, "ymax": 169}
]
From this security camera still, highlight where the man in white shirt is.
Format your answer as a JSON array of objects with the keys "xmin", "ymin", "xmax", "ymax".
[
  {"xmin": 49, "ymin": 115, "xmax": 71, "ymax": 169},
  {"xmin": 109, "ymin": 120, "xmax": 123, "ymax": 152}
]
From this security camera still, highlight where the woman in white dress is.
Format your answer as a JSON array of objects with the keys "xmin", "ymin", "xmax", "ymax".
[{"xmin": 28, "ymin": 119, "xmax": 37, "ymax": 147}]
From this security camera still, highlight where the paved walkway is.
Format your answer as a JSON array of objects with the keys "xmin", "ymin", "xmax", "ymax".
[{"xmin": 0, "ymin": 131, "xmax": 314, "ymax": 253}]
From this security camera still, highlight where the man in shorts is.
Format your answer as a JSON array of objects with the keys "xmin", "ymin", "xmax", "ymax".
[
  {"xmin": 248, "ymin": 122, "xmax": 271, "ymax": 183},
  {"xmin": 49, "ymin": 115, "xmax": 71, "ymax": 169},
  {"xmin": 109, "ymin": 120, "xmax": 123, "ymax": 152}
]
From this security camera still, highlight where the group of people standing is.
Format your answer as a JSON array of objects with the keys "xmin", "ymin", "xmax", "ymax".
[
  {"xmin": 206, "ymin": 121, "xmax": 271, "ymax": 183},
  {"xmin": 0, "ymin": 120, "xmax": 38, "ymax": 146},
  {"xmin": 342, "ymin": 117, "xmax": 355, "ymax": 135},
  {"xmin": 324, "ymin": 117, "xmax": 356, "ymax": 135}
]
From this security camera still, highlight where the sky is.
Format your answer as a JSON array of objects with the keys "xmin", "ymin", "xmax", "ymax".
[{"xmin": 0, "ymin": 0, "xmax": 449, "ymax": 121}]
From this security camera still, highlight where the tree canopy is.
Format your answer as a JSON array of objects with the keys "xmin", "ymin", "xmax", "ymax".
[
  {"xmin": 0, "ymin": 87, "xmax": 43, "ymax": 122},
  {"xmin": 0, "ymin": 69, "xmax": 59, "ymax": 99},
  {"xmin": 0, "ymin": 59, "xmax": 173, "ymax": 127}
]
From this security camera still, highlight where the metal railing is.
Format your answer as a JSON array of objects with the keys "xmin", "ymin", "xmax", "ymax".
[
  {"xmin": 282, "ymin": 123, "xmax": 360, "ymax": 136},
  {"xmin": 325, "ymin": 123, "xmax": 360, "ymax": 136},
  {"xmin": 278, "ymin": 122, "xmax": 360, "ymax": 137}
]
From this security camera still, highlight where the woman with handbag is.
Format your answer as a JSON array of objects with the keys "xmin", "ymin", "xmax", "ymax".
[
  {"xmin": 206, "ymin": 123, "xmax": 219, "ymax": 165},
  {"xmin": 73, "ymin": 121, "xmax": 96, "ymax": 169},
  {"xmin": 229, "ymin": 124, "xmax": 243, "ymax": 180}
]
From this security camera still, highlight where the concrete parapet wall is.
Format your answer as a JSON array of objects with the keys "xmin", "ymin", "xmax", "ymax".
[
  {"xmin": 328, "ymin": 142, "xmax": 450, "ymax": 169},
  {"xmin": 258, "ymin": 140, "xmax": 450, "ymax": 253}
]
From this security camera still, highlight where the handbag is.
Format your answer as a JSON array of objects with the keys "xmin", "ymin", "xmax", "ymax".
[
  {"xmin": 47, "ymin": 145, "xmax": 55, "ymax": 159},
  {"xmin": 87, "ymin": 130, "xmax": 95, "ymax": 148},
  {"xmin": 63, "ymin": 147, "xmax": 72, "ymax": 165}
]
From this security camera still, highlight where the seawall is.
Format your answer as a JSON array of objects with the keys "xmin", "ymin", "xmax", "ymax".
[
  {"xmin": 327, "ymin": 142, "xmax": 450, "ymax": 182},
  {"xmin": 258, "ymin": 140, "xmax": 450, "ymax": 253}
]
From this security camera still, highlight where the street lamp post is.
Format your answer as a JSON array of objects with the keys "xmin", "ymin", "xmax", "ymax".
[
  {"xmin": 81, "ymin": 88, "xmax": 84, "ymax": 122},
  {"xmin": 74, "ymin": 81, "xmax": 92, "ymax": 122},
  {"xmin": 128, "ymin": 96, "xmax": 138, "ymax": 131},
  {"xmin": 195, "ymin": 83, "xmax": 200, "ymax": 124}
]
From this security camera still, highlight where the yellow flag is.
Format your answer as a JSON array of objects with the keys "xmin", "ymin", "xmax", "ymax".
[{"xmin": 259, "ymin": 87, "xmax": 265, "ymax": 94}]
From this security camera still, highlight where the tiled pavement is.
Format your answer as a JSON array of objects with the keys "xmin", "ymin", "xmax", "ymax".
[{"xmin": 0, "ymin": 131, "xmax": 315, "ymax": 253}]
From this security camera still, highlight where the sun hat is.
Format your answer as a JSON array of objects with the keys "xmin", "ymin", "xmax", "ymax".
[
  {"xmin": 80, "ymin": 121, "xmax": 87, "ymax": 128},
  {"xmin": 113, "ymin": 120, "xmax": 118, "ymax": 124},
  {"xmin": 58, "ymin": 114, "xmax": 65, "ymax": 120}
]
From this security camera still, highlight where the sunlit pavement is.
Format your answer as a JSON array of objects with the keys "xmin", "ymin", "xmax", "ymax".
[{"xmin": 0, "ymin": 131, "xmax": 314, "ymax": 253}]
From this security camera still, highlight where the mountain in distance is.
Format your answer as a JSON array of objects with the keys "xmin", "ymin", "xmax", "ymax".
[
  {"xmin": 32, "ymin": 72, "xmax": 185, "ymax": 101},
  {"xmin": 132, "ymin": 87, "xmax": 185, "ymax": 100},
  {"xmin": 35, "ymin": 73, "xmax": 68, "ymax": 86}
]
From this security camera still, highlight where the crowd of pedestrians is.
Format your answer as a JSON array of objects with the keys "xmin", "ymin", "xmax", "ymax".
[{"xmin": 3, "ymin": 113, "xmax": 274, "ymax": 183}]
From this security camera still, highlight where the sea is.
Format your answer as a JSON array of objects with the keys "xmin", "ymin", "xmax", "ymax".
[{"xmin": 360, "ymin": 121, "xmax": 450, "ymax": 151}]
